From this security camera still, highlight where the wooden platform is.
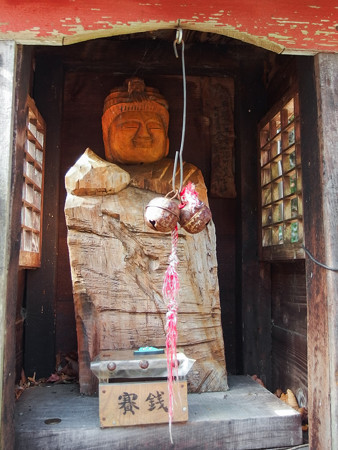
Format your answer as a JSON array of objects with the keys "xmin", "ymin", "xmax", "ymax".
[{"xmin": 14, "ymin": 376, "xmax": 303, "ymax": 450}]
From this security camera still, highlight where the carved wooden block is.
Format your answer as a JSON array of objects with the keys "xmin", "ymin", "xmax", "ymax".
[
  {"xmin": 65, "ymin": 150, "xmax": 228, "ymax": 395},
  {"xmin": 99, "ymin": 381, "xmax": 188, "ymax": 427}
]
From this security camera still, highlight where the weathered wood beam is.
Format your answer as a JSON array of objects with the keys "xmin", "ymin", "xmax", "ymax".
[
  {"xmin": 0, "ymin": 40, "xmax": 18, "ymax": 450},
  {"xmin": 299, "ymin": 53, "xmax": 338, "ymax": 449},
  {"xmin": 36, "ymin": 39, "xmax": 243, "ymax": 77},
  {"xmin": 14, "ymin": 377, "xmax": 303, "ymax": 449},
  {"xmin": 313, "ymin": 53, "xmax": 338, "ymax": 450}
]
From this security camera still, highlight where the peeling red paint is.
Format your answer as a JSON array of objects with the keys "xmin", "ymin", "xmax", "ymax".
[{"xmin": 0, "ymin": 0, "xmax": 337, "ymax": 52}]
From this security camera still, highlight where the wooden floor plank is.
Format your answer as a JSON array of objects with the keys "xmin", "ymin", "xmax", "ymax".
[{"xmin": 15, "ymin": 376, "xmax": 302, "ymax": 450}]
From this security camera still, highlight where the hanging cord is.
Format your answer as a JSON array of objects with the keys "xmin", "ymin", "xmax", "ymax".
[
  {"xmin": 302, "ymin": 244, "xmax": 338, "ymax": 272},
  {"xmin": 163, "ymin": 225, "xmax": 180, "ymax": 444},
  {"xmin": 172, "ymin": 26, "xmax": 186, "ymax": 194}
]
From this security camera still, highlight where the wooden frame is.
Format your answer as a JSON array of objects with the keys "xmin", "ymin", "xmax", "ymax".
[
  {"xmin": 299, "ymin": 54, "xmax": 338, "ymax": 449},
  {"xmin": 0, "ymin": 37, "xmax": 336, "ymax": 450},
  {"xmin": 0, "ymin": 40, "xmax": 19, "ymax": 450},
  {"xmin": 19, "ymin": 96, "xmax": 46, "ymax": 268},
  {"xmin": 258, "ymin": 90, "xmax": 305, "ymax": 261}
]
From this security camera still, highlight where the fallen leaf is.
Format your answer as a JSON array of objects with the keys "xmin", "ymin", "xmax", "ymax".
[{"xmin": 47, "ymin": 373, "xmax": 61, "ymax": 383}]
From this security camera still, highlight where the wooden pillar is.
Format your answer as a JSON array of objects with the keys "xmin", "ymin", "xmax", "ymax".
[
  {"xmin": 299, "ymin": 54, "xmax": 338, "ymax": 449},
  {"xmin": 236, "ymin": 58, "xmax": 272, "ymax": 386},
  {"xmin": 312, "ymin": 53, "xmax": 338, "ymax": 450},
  {"xmin": 24, "ymin": 55, "xmax": 63, "ymax": 378},
  {"xmin": 0, "ymin": 40, "xmax": 18, "ymax": 450}
]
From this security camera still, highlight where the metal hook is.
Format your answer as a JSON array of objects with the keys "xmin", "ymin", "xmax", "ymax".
[
  {"xmin": 176, "ymin": 27, "xmax": 183, "ymax": 45},
  {"xmin": 173, "ymin": 25, "xmax": 183, "ymax": 58}
]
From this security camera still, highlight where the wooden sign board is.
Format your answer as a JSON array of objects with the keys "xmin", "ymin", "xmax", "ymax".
[{"xmin": 99, "ymin": 380, "xmax": 188, "ymax": 427}]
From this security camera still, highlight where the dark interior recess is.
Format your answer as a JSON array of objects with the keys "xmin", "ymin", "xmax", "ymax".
[{"xmin": 15, "ymin": 30, "xmax": 308, "ymax": 402}]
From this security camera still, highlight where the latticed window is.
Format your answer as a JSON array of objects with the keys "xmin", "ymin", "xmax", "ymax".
[
  {"xmin": 258, "ymin": 91, "xmax": 304, "ymax": 260},
  {"xmin": 19, "ymin": 96, "xmax": 45, "ymax": 268}
]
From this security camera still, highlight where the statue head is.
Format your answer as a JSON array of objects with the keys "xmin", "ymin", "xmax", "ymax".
[{"xmin": 102, "ymin": 78, "xmax": 169, "ymax": 164}]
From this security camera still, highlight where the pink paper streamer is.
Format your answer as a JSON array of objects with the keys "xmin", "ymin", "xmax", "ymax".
[{"xmin": 162, "ymin": 225, "xmax": 179, "ymax": 443}]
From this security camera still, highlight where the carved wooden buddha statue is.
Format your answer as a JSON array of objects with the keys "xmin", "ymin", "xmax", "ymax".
[{"xmin": 102, "ymin": 77, "xmax": 169, "ymax": 164}]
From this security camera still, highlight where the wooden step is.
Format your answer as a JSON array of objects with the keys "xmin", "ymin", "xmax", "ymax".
[{"xmin": 15, "ymin": 375, "xmax": 303, "ymax": 449}]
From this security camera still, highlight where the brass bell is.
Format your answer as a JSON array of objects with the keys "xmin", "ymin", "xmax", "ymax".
[
  {"xmin": 144, "ymin": 197, "xmax": 180, "ymax": 232},
  {"xmin": 179, "ymin": 200, "xmax": 212, "ymax": 234}
]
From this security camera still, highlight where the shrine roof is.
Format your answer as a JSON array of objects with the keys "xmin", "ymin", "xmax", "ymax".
[{"xmin": 0, "ymin": 0, "xmax": 337, "ymax": 54}]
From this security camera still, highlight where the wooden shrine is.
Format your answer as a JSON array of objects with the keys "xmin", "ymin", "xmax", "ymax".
[{"xmin": 1, "ymin": 3, "xmax": 337, "ymax": 448}]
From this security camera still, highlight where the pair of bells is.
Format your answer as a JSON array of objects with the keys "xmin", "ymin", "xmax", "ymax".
[{"xmin": 144, "ymin": 193, "xmax": 212, "ymax": 234}]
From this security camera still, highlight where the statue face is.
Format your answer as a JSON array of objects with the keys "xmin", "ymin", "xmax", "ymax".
[{"xmin": 108, "ymin": 111, "xmax": 169, "ymax": 164}]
